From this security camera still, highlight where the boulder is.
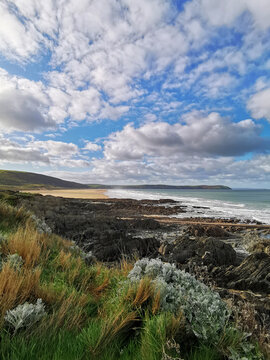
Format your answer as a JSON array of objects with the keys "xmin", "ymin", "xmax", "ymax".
[
  {"xmin": 83, "ymin": 232, "xmax": 159, "ymax": 261},
  {"xmin": 168, "ymin": 236, "xmax": 236, "ymax": 266}
]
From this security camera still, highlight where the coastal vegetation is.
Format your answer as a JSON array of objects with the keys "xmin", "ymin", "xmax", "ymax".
[{"xmin": 0, "ymin": 196, "xmax": 267, "ymax": 359}]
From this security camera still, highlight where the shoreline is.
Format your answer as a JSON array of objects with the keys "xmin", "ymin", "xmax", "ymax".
[
  {"xmin": 25, "ymin": 188, "xmax": 109, "ymax": 199},
  {"xmin": 21, "ymin": 188, "xmax": 270, "ymax": 228}
]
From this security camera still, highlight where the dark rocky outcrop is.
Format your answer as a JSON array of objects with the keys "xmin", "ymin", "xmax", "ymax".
[
  {"xmin": 16, "ymin": 194, "xmax": 164, "ymax": 262},
  {"xmin": 160, "ymin": 236, "xmax": 237, "ymax": 267},
  {"xmin": 220, "ymin": 252, "xmax": 270, "ymax": 294},
  {"xmin": 130, "ymin": 218, "xmax": 161, "ymax": 230},
  {"xmin": 185, "ymin": 224, "xmax": 230, "ymax": 238},
  {"xmin": 81, "ymin": 233, "xmax": 159, "ymax": 261}
]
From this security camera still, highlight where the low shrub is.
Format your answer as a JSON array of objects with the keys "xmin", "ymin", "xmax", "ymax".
[
  {"xmin": 128, "ymin": 258, "xmax": 229, "ymax": 342},
  {"xmin": 4, "ymin": 298, "xmax": 46, "ymax": 333}
]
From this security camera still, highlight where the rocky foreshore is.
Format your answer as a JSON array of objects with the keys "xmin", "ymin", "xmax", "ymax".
[{"xmin": 8, "ymin": 191, "xmax": 270, "ymax": 330}]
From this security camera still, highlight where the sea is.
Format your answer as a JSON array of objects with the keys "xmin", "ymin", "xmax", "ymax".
[{"xmin": 106, "ymin": 188, "xmax": 270, "ymax": 225}]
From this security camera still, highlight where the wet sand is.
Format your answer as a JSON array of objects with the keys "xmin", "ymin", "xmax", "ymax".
[{"xmin": 25, "ymin": 189, "xmax": 108, "ymax": 199}]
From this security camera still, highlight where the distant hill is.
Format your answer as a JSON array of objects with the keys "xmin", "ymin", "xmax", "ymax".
[
  {"xmin": 88, "ymin": 184, "xmax": 232, "ymax": 190},
  {"xmin": 0, "ymin": 170, "xmax": 231, "ymax": 190},
  {"xmin": 0, "ymin": 170, "xmax": 88, "ymax": 190}
]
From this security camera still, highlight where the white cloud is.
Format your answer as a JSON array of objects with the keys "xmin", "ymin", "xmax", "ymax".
[
  {"xmin": 45, "ymin": 153, "xmax": 270, "ymax": 186},
  {"xmin": 0, "ymin": 0, "xmax": 269, "ymax": 122},
  {"xmin": 99, "ymin": 104, "xmax": 130, "ymax": 120},
  {"xmin": 197, "ymin": 72, "xmax": 237, "ymax": 98},
  {"xmin": 31, "ymin": 140, "xmax": 79, "ymax": 157},
  {"xmin": 0, "ymin": 88, "xmax": 55, "ymax": 132},
  {"xmin": 182, "ymin": 0, "xmax": 270, "ymax": 30},
  {"xmin": 247, "ymin": 88, "xmax": 270, "ymax": 122},
  {"xmin": 0, "ymin": 135, "xmax": 49, "ymax": 164},
  {"xmin": 83, "ymin": 142, "xmax": 102, "ymax": 152},
  {"xmin": 0, "ymin": 2, "xmax": 41, "ymax": 61},
  {"xmin": 0, "ymin": 0, "xmax": 270, "ymax": 187},
  {"xmin": 104, "ymin": 112, "xmax": 269, "ymax": 160},
  {"xmin": 0, "ymin": 136, "xmax": 92, "ymax": 168}
]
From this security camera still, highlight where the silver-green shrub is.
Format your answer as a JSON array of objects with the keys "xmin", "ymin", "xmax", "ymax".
[
  {"xmin": 128, "ymin": 258, "xmax": 229, "ymax": 342},
  {"xmin": 7, "ymin": 253, "xmax": 24, "ymax": 270},
  {"xmin": 31, "ymin": 215, "xmax": 52, "ymax": 234},
  {"xmin": 4, "ymin": 299, "xmax": 46, "ymax": 333}
]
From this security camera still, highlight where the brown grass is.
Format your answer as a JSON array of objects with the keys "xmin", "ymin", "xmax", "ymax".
[
  {"xmin": 92, "ymin": 277, "xmax": 110, "ymax": 297},
  {"xmin": 125, "ymin": 277, "xmax": 160, "ymax": 313},
  {"xmin": 57, "ymin": 250, "xmax": 72, "ymax": 269},
  {"xmin": 35, "ymin": 284, "xmax": 66, "ymax": 306},
  {"xmin": 3, "ymin": 223, "xmax": 45, "ymax": 268},
  {"xmin": 48, "ymin": 291, "xmax": 89, "ymax": 330},
  {"xmin": 0, "ymin": 263, "xmax": 41, "ymax": 324},
  {"xmin": 0, "ymin": 202, "xmax": 29, "ymax": 230},
  {"xmin": 67, "ymin": 257, "xmax": 83, "ymax": 284},
  {"xmin": 120, "ymin": 257, "xmax": 134, "ymax": 277},
  {"xmin": 152, "ymin": 290, "xmax": 161, "ymax": 315},
  {"xmin": 91, "ymin": 310, "xmax": 139, "ymax": 355}
]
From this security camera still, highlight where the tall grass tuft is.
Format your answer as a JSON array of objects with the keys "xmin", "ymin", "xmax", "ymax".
[
  {"xmin": 140, "ymin": 312, "xmax": 184, "ymax": 360},
  {"xmin": 87, "ymin": 309, "xmax": 139, "ymax": 357},
  {"xmin": 0, "ymin": 201, "xmax": 29, "ymax": 233},
  {"xmin": 47, "ymin": 291, "xmax": 89, "ymax": 331},
  {"xmin": 0, "ymin": 263, "xmax": 41, "ymax": 324},
  {"xmin": 3, "ymin": 223, "xmax": 44, "ymax": 268}
]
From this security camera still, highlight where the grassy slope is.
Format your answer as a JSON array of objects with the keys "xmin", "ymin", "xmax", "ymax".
[
  {"xmin": 0, "ymin": 170, "xmax": 88, "ymax": 190},
  {"xmin": 0, "ymin": 169, "xmax": 231, "ymax": 191},
  {"xmin": 0, "ymin": 196, "xmax": 267, "ymax": 359}
]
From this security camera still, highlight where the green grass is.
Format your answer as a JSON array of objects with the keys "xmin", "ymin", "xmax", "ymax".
[
  {"xmin": 0, "ymin": 199, "xmax": 267, "ymax": 360},
  {"xmin": 0, "ymin": 169, "xmax": 88, "ymax": 189}
]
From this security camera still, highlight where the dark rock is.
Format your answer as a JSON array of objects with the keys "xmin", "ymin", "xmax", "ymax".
[
  {"xmin": 131, "ymin": 218, "xmax": 160, "ymax": 230},
  {"xmin": 223, "ymin": 252, "xmax": 270, "ymax": 294},
  {"xmin": 168, "ymin": 236, "xmax": 236, "ymax": 266},
  {"xmin": 186, "ymin": 224, "xmax": 229, "ymax": 238},
  {"xmin": 201, "ymin": 237, "xmax": 236, "ymax": 266},
  {"xmin": 83, "ymin": 234, "xmax": 159, "ymax": 262}
]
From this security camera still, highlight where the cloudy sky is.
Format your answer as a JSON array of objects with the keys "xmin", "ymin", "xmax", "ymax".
[{"xmin": 0, "ymin": 0, "xmax": 270, "ymax": 187}]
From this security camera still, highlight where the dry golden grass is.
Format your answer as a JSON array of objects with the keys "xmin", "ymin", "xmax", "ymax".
[
  {"xmin": 92, "ymin": 277, "xmax": 110, "ymax": 297},
  {"xmin": 0, "ymin": 263, "xmax": 41, "ymax": 324},
  {"xmin": 35, "ymin": 283, "xmax": 66, "ymax": 306},
  {"xmin": 67, "ymin": 257, "xmax": 83, "ymax": 285},
  {"xmin": 3, "ymin": 223, "xmax": 45, "ymax": 268},
  {"xmin": 166, "ymin": 313, "xmax": 185, "ymax": 340},
  {"xmin": 120, "ymin": 257, "xmax": 134, "ymax": 276},
  {"xmin": 0, "ymin": 202, "xmax": 27, "ymax": 221},
  {"xmin": 0, "ymin": 202, "xmax": 29, "ymax": 232},
  {"xmin": 91, "ymin": 310, "xmax": 139, "ymax": 356},
  {"xmin": 48, "ymin": 291, "xmax": 89, "ymax": 330},
  {"xmin": 46, "ymin": 233, "xmax": 73, "ymax": 250},
  {"xmin": 125, "ymin": 277, "xmax": 160, "ymax": 313},
  {"xmin": 151, "ymin": 290, "xmax": 161, "ymax": 315},
  {"xmin": 131, "ymin": 278, "xmax": 153, "ymax": 307},
  {"xmin": 57, "ymin": 250, "xmax": 72, "ymax": 269}
]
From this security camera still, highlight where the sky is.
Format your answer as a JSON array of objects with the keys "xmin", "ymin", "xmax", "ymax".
[{"xmin": 0, "ymin": 0, "xmax": 270, "ymax": 188}]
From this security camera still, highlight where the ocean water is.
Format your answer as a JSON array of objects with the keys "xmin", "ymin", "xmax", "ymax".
[{"xmin": 106, "ymin": 188, "xmax": 270, "ymax": 225}]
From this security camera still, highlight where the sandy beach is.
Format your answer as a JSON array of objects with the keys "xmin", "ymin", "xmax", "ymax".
[{"xmin": 25, "ymin": 189, "xmax": 108, "ymax": 199}]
